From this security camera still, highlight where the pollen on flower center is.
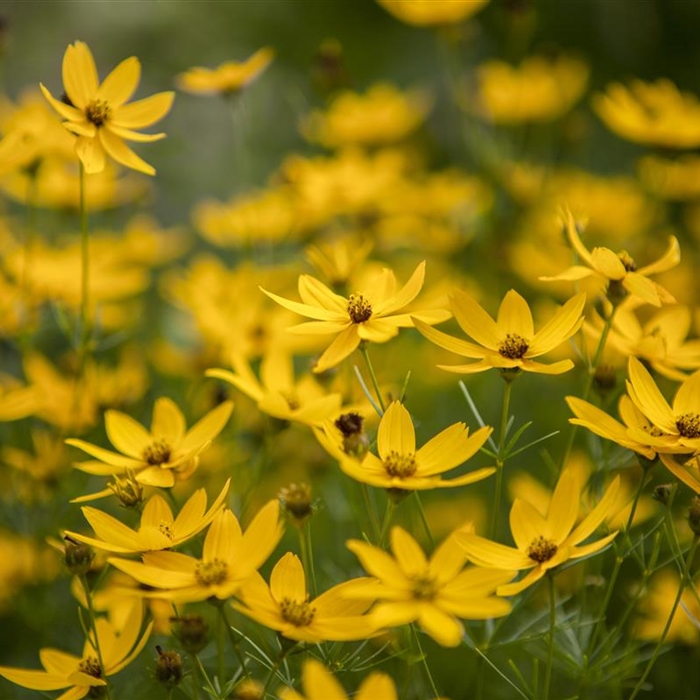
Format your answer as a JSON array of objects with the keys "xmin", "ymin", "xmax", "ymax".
[
  {"xmin": 158, "ymin": 521, "xmax": 174, "ymax": 539},
  {"xmin": 195, "ymin": 558, "xmax": 228, "ymax": 586},
  {"xmin": 527, "ymin": 536, "xmax": 558, "ymax": 563},
  {"xmin": 383, "ymin": 450, "xmax": 417, "ymax": 478},
  {"xmin": 498, "ymin": 333, "xmax": 529, "ymax": 359},
  {"xmin": 676, "ymin": 412, "xmax": 700, "ymax": 439},
  {"xmin": 618, "ymin": 250, "xmax": 637, "ymax": 272},
  {"xmin": 85, "ymin": 99, "xmax": 111, "ymax": 126},
  {"xmin": 142, "ymin": 439, "xmax": 172, "ymax": 466},
  {"xmin": 79, "ymin": 655, "xmax": 102, "ymax": 679},
  {"xmin": 347, "ymin": 293, "xmax": 373, "ymax": 323},
  {"xmin": 279, "ymin": 597, "xmax": 316, "ymax": 626},
  {"xmin": 410, "ymin": 573, "xmax": 438, "ymax": 600}
]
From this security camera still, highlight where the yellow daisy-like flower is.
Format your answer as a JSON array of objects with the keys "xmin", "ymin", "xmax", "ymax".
[
  {"xmin": 541, "ymin": 209, "xmax": 680, "ymax": 307},
  {"xmin": 66, "ymin": 397, "xmax": 234, "ymax": 494},
  {"xmin": 319, "ymin": 400, "xmax": 494, "ymax": 491},
  {"xmin": 280, "ymin": 658, "xmax": 398, "ymax": 700},
  {"xmin": 233, "ymin": 552, "xmax": 377, "ymax": 643},
  {"xmin": 376, "ymin": 0, "xmax": 490, "ymax": 27},
  {"xmin": 108, "ymin": 502, "xmax": 283, "ymax": 603},
  {"xmin": 176, "ymin": 47, "xmax": 274, "ymax": 95},
  {"xmin": 414, "ymin": 288, "xmax": 585, "ymax": 375},
  {"xmin": 347, "ymin": 526, "xmax": 513, "ymax": 647},
  {"xmin": 261, "ymin": 261, "xmax": 450, "ymax": 374},
  {"xmin": 40, "ymin": 41, "xmax": 174, "ymax": 175},
  {"xmin": 0, "ymin": 601, "xmax": 152, "ymax": 700},
  {"xmin": 457, "ymin": 468, "xmax": 620, "ymax": 596},
  {"xmin": 63, "ymin": 479, "xmax": 230, "ymax": 553},
  {"xmin": 593, "ymin": 78, "xmax": 700, "ymax": 149}
]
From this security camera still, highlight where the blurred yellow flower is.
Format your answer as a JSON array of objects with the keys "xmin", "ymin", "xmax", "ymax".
[
  {"xmin": 376, "ymin": 0, "xmax": 489, "ymax": 26},
  {"xmin": 305, "ymin": 234, "xmax": 374, "ymax": 288},
  {"xmin": 40, "ymin": 40, "xmax": 174, "ymax": 175},
  {"xmin": 638, "ymin": 154, "xmax": 700, "ymax": 201},
  {"xmin": 280, "ymin": 658, "xmax": 398, "ymax": 700},
  {"xmin": 234, "ymin": 552, "xmax": 377, "ymax": 642},
  {"xmin": 458, "ymin": 467, "xmax": 620, "ymax": 596},
  {"xmin": 476, "ymin": 55, "xmax": 589, "ymax": 124},
  {"xmin": 262, "ymin": 261, "xmax": 450, "ymax": 373},
  {"xmin": 302, "ymin": 83, "xmax": 430, "ymax": 148},
  {"xmin": 347, "ymin": 526, "xmax": 513, "ymax": 647},
  {"xmin": 176, "ymin": 47, "xmax": 274, "ymax": 95},
  {"xmin": 593, "ymin": 79, "xmax": 700, "ymax": 149},
  {"xmin": 414, "ymin": 288, "xmax": 585, "ymax": 375}
]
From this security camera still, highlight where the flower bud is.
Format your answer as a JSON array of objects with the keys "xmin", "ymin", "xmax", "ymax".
[
  {"xmin": 155, "ymin": 646, "xmax": 182, "ymax": 687},
  {"xmin": 279, "ymin": 483, "xmax": 314, "ymax": 527},
  {"xmin": 688, "ymin": 497, "xmax": 700, "ymax": 537},
  {"xmin": 334, "ymin": 412, "xmax": 369, "ymax": 458},
  {"xmin": 108, "ymin": 470, "xmax": 144, "ymax": 508},
  {"xmin": 229, "ymin": 678, "xmax": 265, "ymax": 700},
  {"xmin": 172, "ymin": 614, "xmax": 210, "ymax": 654},
  {"xmin": 63, "ymin": 536, "xmax": 94, "ymax": 575},
  {"xmin": 652, "ymin": 483, "xmax": 673, "ymax": 505},
  {"xmin": 593, "ymin": 364, "xmax": 616, "ymax": 395}
]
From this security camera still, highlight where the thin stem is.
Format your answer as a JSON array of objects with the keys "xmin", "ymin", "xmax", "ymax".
[
  {"xmin": 628, "ymin": 537, "xmax": 699, "ymax": 700},
  {"xmin": 218, "ymin": 605, "xmax": 249, "ymax": 678},
  {"xmin": 414, "ymin": 492, "xmax": 435, "ymax": 550},
  {"xmin": 299, "ymin": 520, "xmax": 317, "ymax": 598},
  {"xmin": 412, "ymin": 624, "xmax": 439, "ymax": 699},
  {"xmin": 78, "ymin": 162, "xmax": 90, "ymax": 377},
  {"xmin": 544, "ymin": 573, "xmax": 556, "ymax": 700},
  {"xmin": 261, "ymin": 643, "xmax": 297, "ymax": 698},
  {"xmin": 79, "ymin": 575, "xmax": 113, "ymax": 700},
  {"xmin": 360, "ymin": 343, "xmax": 386, "ymax": 413},
  {"xmin": 490, "ymin": 379, "xmax": 513, "ymax": 540},
  {"xmin": 194, "ymin": 654, "xmax": 218, "ymax": 698},
  {"xmin": 360, "ymin": 482, "xmax": 381, "ymax": 544},
  {"xmin": 379, "ymin": 499, "xmax": 396, "ymax": 548}
]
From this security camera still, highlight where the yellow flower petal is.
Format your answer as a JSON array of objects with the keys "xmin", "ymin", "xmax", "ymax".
[
  {"xmin": 412, "ymin": 317, "xmax": 486, "ymax": 358},
  {"xmin": 623, "ymin": 273, "xmax": 662, "ymax": 306},
  {"xmin": 390, "ymin": 527, "xmax": 428, "ymax": 577},
  {"xmin": 450, "ymin": 288, "xmax": 501, "ymax": 350},
  {"xmin": 591, "ymin": 247, "xmax": 626, "ymax": 280},
  {"xmin": 98, "ymin": 128, "xmax": 155, "ymax": 176},
  {"xmin": 312, "ymin": 325, "xmax": 361, "ymax": 374},
  {"xmin": 509, "ymin": 499, "xmax": 547, "ymax": 551},
  {"xmin": 627, "ymin": 357, "xmax": 676, "ymax": 433},
  {"xmin": 75, "ymin": 134, "xmax": 106, "ymax": 173},
  {"xmin": 567, "ymin": 476, "xmax": 620, "ymax": 545},
  {"xmin": 543, "ymin": 468, "xmax": 579, "ymax": 543},
  {"xmin": 39, "ymin": 83, "xmax": 83, "ymax": 121},
  {"xmin": 270, "ymin": 553, "xmax": 307, "ymax": 603},
  {"xmin": 528, "ymin": 292, "xmax": 586, "ymax": 356},
  {"xmin": 96, "ymin": 56, "xmax": 141, "ymax": 107},
  {"xmin": 63, "ymin": 41, "xmax": 99, "ymax": 110},
  {"xmin": 417, "ymin": 604, "xmax": 464, "ymax": 647},
  {"xmin": 457, "ymin": 533, "xmax": 532, "ymax": 570},
  {"xmin": 111, "ymin": 91, "xmax": 175, "ymax": 129},
  {"xmin": 378, "ymin": 401, "xmax": 416, "ymax": 457},
  {"xmin": 637, "ymin": 236, "xmax": 681, "ymax": 276},
  {"xmin": 497, "ymin": 290, "xmax": 534, "ymax": 339},
  {"xmin": 105, "ymin": 409, "xmax": 152, "ymax": 458},
  {"xmin": 179, "ymin": 400, "xmax": 233, "ymax": 454}
]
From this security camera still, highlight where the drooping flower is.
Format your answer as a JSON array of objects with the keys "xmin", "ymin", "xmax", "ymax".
[
  {"xmin": 414, "ymin": 288, "xmax": 585, "ymax": 375},
  {"xmin": 261, "ymin": 261, "xmax": 450, "ymax": 373},
  {"xmin": 66, "ymin": 397, "xmax": 233, "ymax": 496},
  {"xmin": 108, "ymin": 503, "xmax": 283, "ymax": 603},
  {"xmin": 541, "ymin": 209, "xmax": 679, "ymax": 307},
  {"xmin": 0, "ymin": 601, "xmax": 152, "ymax": 700},
  {"xmin": 346, "ymin": 526, "xmax": 513, "ymax": 647},
  {"xmin": 457, "ymin": 467, "xmax": 620, "ymax": 596},
  {"xmin": 40, "ymin": 41, "xmax": 174, "ymax": 175},
  {"xmin": 233, "ymin": 552, "xmax": 378, "ymax": 643},
  {"xmin": 176, "ymin": 47, "xmax": 274, "ymax": 96},
  {"xmin": 279, "ymin": 658, "xmax": 398, "ymax": 700},
  {"xmin": 63, "ymin": 479, "xmax": 231, "ymax": 553},
  {"xmin": 318, "ymin": 400, "xmax": 494, "ymax": 492}
]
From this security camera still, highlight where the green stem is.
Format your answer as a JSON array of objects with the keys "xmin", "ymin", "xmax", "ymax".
[
  {"xmin": 414, "ymin": 492, "xmax": 435, "ymax": 550},
  {"xmin": 261, "ymin": 643, "xmax": 297, "ymax": 698},
  {"xmin": 78, "ymin": 162, "xmax": 90, "ymax": 376},
  {"xmin": 379, "ymin": 499, "xmax": 396, "ymax": 548},
  {"xmin": 79, "ymin": 575, "xmax": 113, "ymax": 700},
  {"xmin": 412, "ymin": 624, "xmax": 439, "ymax": 699},
  {"xmin": 360, "ymin": 482, "xmax": 381, "ymax": 544},
  {"xmin": 544, "ymin": 573, "xmax": 557, "ymax": 700},
  {"xmin": 627, "ymin": 537, "xmax": 700, "ymax": 700},
  {"xmin": 299, "ymin": 520, "xmax": 317, "ymax": 598},
  {"xmin": 218, "ymin": 605, "xmax": 249, "ymax": 678},
  {"xmin": 490, "ymin": 379, "xmax": 513, "ymax": 540},
  {"xmin": 194, "ymin": 654, "xmax": 218, "ymax": 698},
  {"xmin": 360, "ymin": 343, "xmax": 386, "ymax": 413}
]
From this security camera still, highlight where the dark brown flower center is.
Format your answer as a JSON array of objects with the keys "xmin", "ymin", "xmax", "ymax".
[
  {"xmin": 676, "ymin": 412, "xmax": 700, "ymax": 439},
  {"xmin": 158, "ymin": 521, "xmax": 175, "ymax": 539},
  {"xmin": 79, "ymin": 655, "xmax": 102, "ymax": 679},
  {"xmin": 410, "ymin": 573, "xmax": 438, "ymax": 600},
  {"xmin": 143, "ymin": 439, "xmax": 172, "ymax": 465},
  {"xmin": 618, "ymin": 250, "xmax": 637, "ymax": 272},
  {"xmin": 527, "ymin": 536, "xmax": 558, "ymax": 563},
  {"xmin": 195, "ymin": 558, "xmax": 228, "ymax": 586},
  {"xmin": 347, "ymin": 293, "xmax": 372, "ymax": 323},
  {"xmin": 279, "ymin": 598, "xmax": 315, "ymax": 626},
  {"xmin": 498, "ymin": 333, "xmax": 529, "ymax": 359},
  {"xmin": 383, "ymin": 450, "xmax": 417, "ymax": 478},
  {"xmin": 85, "ymin": 99, "xmax": 111, "ymax": 126}
]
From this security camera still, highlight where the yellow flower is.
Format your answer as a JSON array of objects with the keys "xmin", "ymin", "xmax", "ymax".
[
  {"xmin": 66, "ymin": 397, "xmax": 233, "ymax": 494},
  {"xmin": 262, "ymin": 261, "xmax": 450, "ymax": 373},
  {"xmin": 233, "ymin": 552, "xmax": 377, "ymax": 642},
  {"xmin": 40, "ymin": 41, "xmax": 174, "ymax": 175},
  {"xmin": 305, "ymin": 234, "xmax": 374, "ymax": 288},
  {"xmin": 108, "ymin": 503, "xmax": 283, "ymax": 603},
  {"xmin": 541, "ymin": 209, "xmax": 680, "ymax": 307},
  {"xmin": 206, "ymin": 350, "xmax": 344, "ymax": 427},
  {"xmin": 376, "ymin": 0, "xmax": 490, "ymax": 26},
  {"xmin": 638, "ymin": 154, "xmax": 700, "ymax": 201},
  {"xmin": 457, "ymin": 467, "xmax": 620, "ymax": 596},
  {"xmin": 0, "ymin": 601, "xmax": 152, "ymax": 699},
  {"xmin": 476, "ymin": 55, "xmax": 588, "ymax": 124},
  {"xmin": 176, "ymin": 47, "xmax": 274, "ymax": 95},
  {"xmin": 64, "ymin": 480, "xmax": 230, "ymax": 553},
  {"xmin": 320, "ymin": 400, "xmax": 494, "ymax": 491},
  {"xmin": 414, "ymin": 288, "xmax": 585, "ymax": 375},
  {"xmin": 347, "ymin": 526, "xmax": 513, "ymax": 647},
  {"xmin": 301, "ymin": 83, "xmax": 430, "ymax": 148},
  {"xmin": 0, "ymin": 380, "xmax": 37, "ymax": 421},
  {"xmin": 593, "ymin": 79, "xmax": 700, "ymax": 149},
  {"xmin": 279, "ymin": 658, "xmax": 398, "ymax": 700}
]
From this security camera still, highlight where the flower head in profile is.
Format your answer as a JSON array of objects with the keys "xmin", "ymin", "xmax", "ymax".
[
  {"xmin": 63, "ymin": 479, "xmax": 230, "ymax": 553},
  {"xmin": 0, "ymin": 601, "xmax": 152, "ymax": 700},
  {"xmin": 280, "ymin": 658, "xmax": 398, "ymax": 700},
  {"xmin": 40, "ymin": 41, "xmax": 174, "ymax": 175},
  {"xmin": 262, "ymin": 261, "xmax": 450, "ymax": 374},
  {"xmin": 66, "ymin": 397, "xmax": 233, "ymax": 496},
  {"xmin": 318, "ymin": 400, "xmax": 494, "ymax": 492},
  {"xmin": 176, "ymin": 47, "xmax": 274, "ymax": 95},
  {"xmin": 541, "ymin": 209, "xmax": 679, "ymax": 307},
  {"xmin": 108, "ymin": 502, "xmax": 283, "ymax": 603},
  {"xmin": 233, "ymin": 552, "xmax": 377, "ymax": 643},
  {"xmin": 376, "ymin": 0, "xmax": 490, "ymax": 27},
  {"xmin": 414, "ymin": 288, "xmax": 585, "ymax": 375},
  {"xmin": 346, "ymin": 527, "xmax": 513, "ymax": 647},
  {"xmin": 458, "ymin": 467, "xmax": 620, "ymax": 596}
]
